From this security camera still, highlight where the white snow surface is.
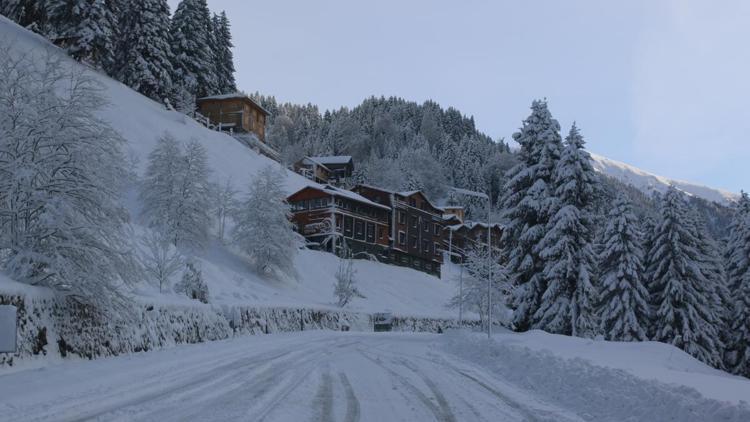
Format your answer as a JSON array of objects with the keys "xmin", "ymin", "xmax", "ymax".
[
  {"xmin": 589, "ymin": 152, "xmax": 739, "ymax": 205},
  {"xmin": 1, "ymin": 330, "xmax": 748, "ymax": 421}
]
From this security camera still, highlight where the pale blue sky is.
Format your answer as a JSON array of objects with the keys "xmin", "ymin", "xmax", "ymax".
[{"xmin": 170, "ymin": 0, "xmax": 749, "ymax": 193}]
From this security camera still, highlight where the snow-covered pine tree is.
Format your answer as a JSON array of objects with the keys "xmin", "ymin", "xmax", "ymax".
[
  {"xmin": 725, "ymin": 191, "xmax": 750, "ymax": 374},
  {"xmin": 647, "ymin": 187, "xmax": 723, "ymax": 367},
  {"xmin": 170, "ymin": 0, "xmax": 216, "ymax": 98},
  {"xmin": 333, "ymin": 242, "xmax": 364, "ymax": 307},
  {"xmin": 211, "ymin": 11, "xmax": 236, "ymax": 94},
  {"xmin": 447, "ymin": 244, "xmax": 509, "ymax": 330},
  {"xmin": 46, "ymin": 0, "xmax": 119, "ymax": 72},
  {"xmin": 501, "ymin": 100, "xmax": 563, "ymax": 332},
  {"xmin": 139, "ymin": 135, "xmax": 211, "ymax": 249},
  {"xmin": 0, "ymin": 52, "xmax": 135, "ymax": 311},
  {"xmin": 114, "ymin": 0, "xmax": 174, "ymax": 102},
  {"xmin": 725, "ymin": 191, "xmax": 750, "ymax": 292},
  {"xmin": 597, "ymin": 195, "xmax": 650, "ymax": 341},
  {"xmin": 174, "ymin": 261, "xmax": 209, "ymax": 303},
  {"xmin": 534, "ymin": 123, "xmax": 598, "ymax": 337},
  {"xmin": 233, "ymin": 165, "xmax": 299, "ymax": 277}
]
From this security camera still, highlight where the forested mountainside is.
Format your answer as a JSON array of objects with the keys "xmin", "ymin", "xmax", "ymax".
[
  {"xmin": 253, "ymin": 93, "xmax": 734, "ymax": 239},
  {"xmin": 254, "ymin": 94, "xmax": 516, "ymax": 218}
]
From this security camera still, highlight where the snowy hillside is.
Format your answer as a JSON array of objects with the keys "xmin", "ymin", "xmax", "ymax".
[
  {"xmin": 590, "ymin": 152, "xmax": 738, "ymax": 205},
  {"xmin": 0, "ymin": 16, "xmax": 460, "ymax": 319}
]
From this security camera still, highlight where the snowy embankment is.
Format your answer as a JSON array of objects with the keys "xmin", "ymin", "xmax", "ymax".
[
  {"xmin": 441, "ymin": 330, "xmax": 750, "ymax": 420},
  {"xmin": 0, "ymin": 15, "xmax": 473, "ymax": 366}
]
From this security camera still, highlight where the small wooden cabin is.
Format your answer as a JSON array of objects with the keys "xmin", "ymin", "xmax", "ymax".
[
  {"xmin": 196, "ymin": 93, "xmax": 270, "ymax": 141},
  {"xmin": 294, "ymin": 156, "xmax": 354, "ymax": 185}
]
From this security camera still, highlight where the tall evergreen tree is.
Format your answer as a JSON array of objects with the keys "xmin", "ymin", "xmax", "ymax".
[
  {"xmin": 726, "ymin": 192, "xmax": 750, "ymax": 292},
  {"xmin": 114, "ymin": 0, "xmax": 174, "ymax": 102},
  {"xmin": 212, "ymin": 11, "xmax": 236, "ymax": 94},
  {"xmin": 501, "ymin": 100, "xmax": 563, "ymax": 332},
  {"xmin": 597, "ymin": 195, "xmax": 650, "ymax": 341},
  {"xmin": 725, "ymin": 191, "xmax": 750, "ymax": 375},
  {"xmin": 46, "ymin": 0, "xmax": 119, "ymax": 71},
  {"xmin": 647, "ymin": 187, "xmax": 723, "ymax": 367},
  {"xmin": 170, "ymin": 0, "xmax": 216, "ymax": 98},
  {"xmin": 534, "ymin": 124, "xmax": 599, "ymax": 337}
]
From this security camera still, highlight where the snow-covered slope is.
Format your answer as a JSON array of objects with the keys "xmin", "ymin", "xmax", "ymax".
[
  {"xmin": 0, "ymin": 16, "xmax": 460, "ymax": 319},
  {"xmin": 590, "ymin": 152, "xmax": 738, "ymax": 205}
]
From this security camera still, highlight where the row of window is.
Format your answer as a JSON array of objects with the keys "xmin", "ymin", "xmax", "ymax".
[
  {"xmin": 291, "ymin": 197, "xmax": 384, "ymax": 221},
  {"xmin": 290, "ymin": 197, "xmax": 332, "ymax": 211},
  {"xmin": 396, "ymin": 231, "xmax": 441, "ymax": 256},
  {"xmin": 397, "ymin": 211, "xmax": 441, "ymax": 235},
  {"xmin": 398, "ymin": 254, "xmax": 439, "ymax": 273},
  {"xmin": 337, "ymin": 215, "xmax": 386, "ymax": 243}
]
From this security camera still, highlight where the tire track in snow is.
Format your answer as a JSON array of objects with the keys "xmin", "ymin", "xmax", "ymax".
[
  {"xmin": 338, "ymin": 372, "xmax": 360, "ymax": 422},
  {"xmin": 313, "ymin": 367, "xmax": 334, "ymax": 422},
  {"xmin": 358, "ymin": 349, "xmax": 454, "ymax": 422}
]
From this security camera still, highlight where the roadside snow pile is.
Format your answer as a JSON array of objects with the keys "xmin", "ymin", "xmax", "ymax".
[{"xmin": 441, "ymin": 330, "xmax": 750, "ymax": 421}]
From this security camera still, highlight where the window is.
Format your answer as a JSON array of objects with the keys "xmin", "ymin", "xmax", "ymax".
[
  {"xmin": 378, "ymin": 226, "xmax": 386, "ymax": 240},
  {"xmin": 409, "ymin": 198, "xmax": 416, "ymax": 207},
  {"xmin": 433, "ymin": 224, "xmax": 441, "ymax": 235},
  {"xmin": 366, "ymin": 223, "xmax": 375, "ymax": 242},
  {"xmin": 411, "ymin": 216, "xmax": 418, "ymax": 228},
  {"xmin": 398, "ymin": 211, "xmax": 406, "ymax": 224},
  {"xmin": 335, "ymin": 216, "xmax": 342, "ymax": 231},
  {"xmin": 423, "ymin": 221, "xmax": 429, "ymax": 233},
  {"xmin": 410, "ymin": 237, "xmax": 417, "ymax": 249},
  {"xmin": 434, "ymin": 243, "xmax": 441, "ymax": 255},
  {"xmin": 401, "ymin": 255, "xmax": 410, "ymax": 264},
  {"xmin": 344, "ymin": 216, "xmax": 353, "ymax": 237},
  {"xmin": 355, "ymin": 220, "xmax": 364, "ymax": 239},
  {"xmin": 398, "ymin": 231, "xmax": 406, "ymax": 245},
  {"xmin": 423, "ymin": 240, "xmax": 430, "ymax": 253}
]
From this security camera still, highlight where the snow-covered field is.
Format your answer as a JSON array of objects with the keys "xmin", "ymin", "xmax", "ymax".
[{"xmin": 1, "ymin": 330, "xmax": 748, "ymax": 422}]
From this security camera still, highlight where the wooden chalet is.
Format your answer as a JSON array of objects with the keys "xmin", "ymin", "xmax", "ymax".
[
  {"xmin": 444, "ymin": 221, "xmax": 503, "ymax": 264},
  {"xmin": 287, "ymin": 185, "xmax": 391, "ymax": 259},
  {"xmin": 196, "ymin": 93, "xmax": 270, "ymax": 142},
  {"xmin": 294, "ymin": 156, "xmax": 353, "ymax": 185},
  {"xmin": 352, "ymin": 185, "xmax": 446, "ymax": 276}
]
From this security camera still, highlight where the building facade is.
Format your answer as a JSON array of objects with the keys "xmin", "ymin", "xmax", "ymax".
[
  {"xmin": 196, "ymin": 93, "xmax": 270, "ymax": 141},
  {"xmin": 287, "ymin": 185, "xmax": 391, "ymax": 259},
  {"xmin": 352, "ymin": 185, "xmax": 445, "ymax": 276}
]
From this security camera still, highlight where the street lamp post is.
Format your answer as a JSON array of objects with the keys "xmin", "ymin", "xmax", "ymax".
[{"xmin": 449, "ymin": 188, "xmax": 492, "ymax": 339}]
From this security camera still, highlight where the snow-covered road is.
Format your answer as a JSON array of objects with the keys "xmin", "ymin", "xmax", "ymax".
[{"xmin": 1, "ymin": 332, "xmax": 581, "ymax": 422}]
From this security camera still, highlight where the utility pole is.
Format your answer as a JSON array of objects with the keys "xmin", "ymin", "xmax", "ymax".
[{"xmin": 487, "ymin": 197, "xmax": 492, "ymax": 339}]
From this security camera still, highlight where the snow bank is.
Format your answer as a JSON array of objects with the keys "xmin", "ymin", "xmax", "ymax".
[{"xmin": 441, "ymin": 330, "xmax": 750, "ymax": 420}]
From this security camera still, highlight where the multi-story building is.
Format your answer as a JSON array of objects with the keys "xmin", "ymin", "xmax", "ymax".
[
  {"xmin": 351, "ymin": 185, "xmax": 445, "ymax": 276},
  {"xmin": 287, "ymin": 185, "xmax": 391, "ymax": 259},
  {"xmin": 443, "ymin": 221, "xmax": 503, "ymax": 264}
]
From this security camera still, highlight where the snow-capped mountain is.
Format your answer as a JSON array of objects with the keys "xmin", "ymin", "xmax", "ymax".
[{"xmin": 589, "ymin": 152, "xmax": 738, "ymax": 205}]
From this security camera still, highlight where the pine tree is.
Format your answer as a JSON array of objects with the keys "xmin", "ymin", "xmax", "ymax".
[
  {"xmin": 115, "ymin": 0, "xmax": 174, "ymax": 102},
  {"xmin": 170, "ymin": 0, "xmax": 216, "ymax": 98},
  {"xmin": 501, "ymin": 100, "xmax": 563, "ymax": 332},
  {"xmin": 211, "ymin": 11, "xmax": 236, "ymax": 94},
  {"xmin": 725, "ymin": 191, "xmax": 750, "ymax": 374},
  {"xmin": 534, "ymin": 124, "xmax": 598, "ymax": 337},
  {"xmin": 46, "ymin": 0, "xmax": 119, "ymax": 71},
  {"xmin": 647, "ymin": 187, "xmax": 722, "ymax": 367},
  {"xmin": 174, "ymin": 261, "xmax": 209, "ymax": 303},
  {"xmin": 597, "ymin": 195, "xmax": 650, "ymax": 341},
  {"xmin": 726, "ymin": 192, "xmax": 750, "ymax": 292},
  {"xmin": 233, "ymin": 165, "xmax": 299, "ymax": 277}
]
